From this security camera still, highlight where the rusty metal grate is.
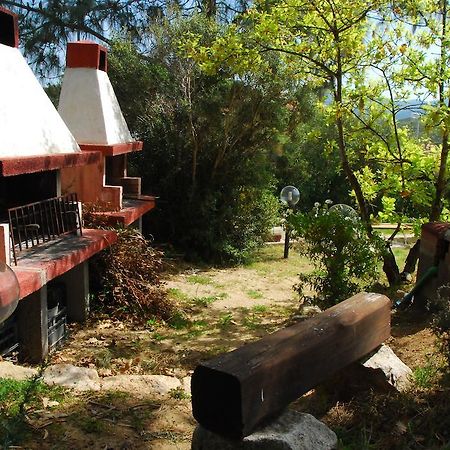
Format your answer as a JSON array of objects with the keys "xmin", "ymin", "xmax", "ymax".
[{"xmin": 8, "ymin": 193, "xmax": 82, "ymax": 265}]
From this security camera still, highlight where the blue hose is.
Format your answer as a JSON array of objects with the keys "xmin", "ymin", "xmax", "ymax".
[{"xmin": 395, "ymin": 265, "xmax": 438, "ymax": 309}]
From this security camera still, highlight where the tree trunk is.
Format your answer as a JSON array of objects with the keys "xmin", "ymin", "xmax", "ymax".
[
  {"xmin": 430, "ymin": 131, "xmax": 449, "ymax": 221},
  {"xmin": 430, "ymin": 0, "xmax": 449, "ymax": 221},
  {"xmin": 402, "ymin": 239, "xmax": 421, "ymax": 277},
  {"xmin": 334, "ymin": 35, "xmax": 402, "ymax": 285},
  {"xmin": 383, "ymin": 244, "xmax": 401, "ymax": 285}
]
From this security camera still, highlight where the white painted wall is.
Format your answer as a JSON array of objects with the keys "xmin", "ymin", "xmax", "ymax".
[
  {"xmin": 58, "ymin": 68, "xmax": 133, "ymax": 145},
  {"xmin": 0, "ymin": 44, "xmax": 80, "ymax": 157}
]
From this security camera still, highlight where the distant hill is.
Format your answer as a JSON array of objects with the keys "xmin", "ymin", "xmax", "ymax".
[{"xmin": 396, "ymin": 99, "xmax": 425, "ymax": 120}]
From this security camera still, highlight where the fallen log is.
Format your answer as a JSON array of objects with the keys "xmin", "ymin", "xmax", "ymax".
[{"xmin": 191, "ymin": 292, "xmax": 391, "ymax": 439}]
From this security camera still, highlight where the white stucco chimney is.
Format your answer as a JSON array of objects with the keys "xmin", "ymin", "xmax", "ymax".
[
  {"xmin": 0, "ymin": 7, "xmax": 80, "ymax": 158},
  {"xmin": 58, "ymin": 41, "xmax": 133, "ymax": 146}
]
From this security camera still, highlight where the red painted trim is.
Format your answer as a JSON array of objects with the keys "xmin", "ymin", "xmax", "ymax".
[
  {"xmin": 14, "ymin": 269, "xmax": 44, "ymax": 301},
  {"xmin": 0, "ymin": 7, "xmax": 19, "ymax": 48},
  {"xmin": 0, "ymin": 151, "xmax": 101, "ymax": 177},
  {"xmin": 79, "ymin": 141, "xmax": 143, "ymax": 156},
  {"xmin": 92, "ymin": 196, "xmax": 156, "ymax": 226},
  {"xmin": 11, "ymin": 228, "xmax": 117, "ymax": 300},
  {"xmin": 66, "ymin": 41, "xmax": 108, "ymax": 72}
]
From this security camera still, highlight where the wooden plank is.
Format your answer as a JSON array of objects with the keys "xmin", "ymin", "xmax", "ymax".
[{"xmin": 191, "ymin": 292, "xmax": 391, "ymax": 439}]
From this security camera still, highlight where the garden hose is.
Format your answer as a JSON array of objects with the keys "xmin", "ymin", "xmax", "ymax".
[{"xmin": 395, "ymin": 265, "xmax": 438, "ymax": 309}]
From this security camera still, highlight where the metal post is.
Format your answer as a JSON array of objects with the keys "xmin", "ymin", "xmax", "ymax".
[{"xmin": 284, "ymin": 223, "xmax": 290, "ymax": 259}]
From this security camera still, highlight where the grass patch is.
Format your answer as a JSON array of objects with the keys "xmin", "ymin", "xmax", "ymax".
[
  {"xmin": 192, "ymin": 296, "xmax": 219, "ymax": 307},
  {"xmin": 151, "ymin": 332, "xmax": 167, "ymax": 341},
  {"xmin": 247, "ymin": 289, "xmax": 264, "ymax": 299},
  {"xmin": 246, "ymin": 244, "xmax": 311, "ymax": 277},
  {"xmin": 0, "ymin": 376, "xmax": 66, "ymax": 447},
  {"xmin": 168, "ymin": 311, "xmax": 190, "ymax": 330},
  {"xmin": 414, "ymin": 362, "xmax": 439, "ymax": 388},
  {"xmin": 391, "ymin": 246, "xmax": 411, "ymax": 271},
  {"xmin": 78, "ymin": 416, "xmax": 105, "ymax": 434},
  {"xmin": 167, "ymin": 288, "xmax": 190, "ymax": 301},
  {"xmin": 252, "ymin": 304, "xmax": 268, "ymax": 313},
  {"xmin": 243, "ymin": 313, "xmax": 263, "ymax": 330},
  {"xmin": 186, "ymin": 274, "xmax": 212, "ymax": 285},
  {"xmin": 169, "ymin": 387, "xmax": 190, "ymax": 400},
  {"xmin": 218, "ymin": 313, "xmax": 234, "ymax": 328},
  {"xmin": 95, "ymin": 348, "xmax": 113, "ymax": 368},
  {"xmin": 186, "ymin": 320, "xmax": 209, "ymax": 338}
]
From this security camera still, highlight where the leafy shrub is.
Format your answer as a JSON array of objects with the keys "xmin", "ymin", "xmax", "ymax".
[
  {"xmin": 107, "ymin": 19, "xmax": 295, "ymax": 264},
  {"xmin": 89, "ymin": 227, "xmax": 176, "ymax": 322},
  {"xmin": 291, "ymin": 202, "xmax": 382, "ymax": 308}
]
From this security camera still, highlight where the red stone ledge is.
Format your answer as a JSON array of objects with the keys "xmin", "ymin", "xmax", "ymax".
[
  {"xmin": 91, "ymin": 196, "xmax": 156, "ymax": 227},
  {"xmin": 79, "ymin": 141, "xmax": 143, "ymax": 156},
  {"xmin": 10, "ymin": 228, "xmax": 117, "ymax": 300},
  {"xmin": 0, "ymin": 151, "xmax": 101, "ymax": 177}
]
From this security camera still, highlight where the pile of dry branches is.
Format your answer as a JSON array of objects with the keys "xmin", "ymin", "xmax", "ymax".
[{"xmin": 89, "ymin": 226, "xmax": 175, "ymax": 322}]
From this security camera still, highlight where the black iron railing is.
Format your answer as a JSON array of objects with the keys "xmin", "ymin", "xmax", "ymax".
[{"xmin": 7, "ymin": 193, "xmax": 82, "ymax": 265}]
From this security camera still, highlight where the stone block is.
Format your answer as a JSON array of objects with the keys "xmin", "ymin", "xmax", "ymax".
[
  {"xmin": 191, "ymin": 410, "xmax": 337, "ymax": 450},
  {"xmin": 43, "ymin": 364, "xmax": 100, "ymax": 391},
  {"xmin": 362, "ymin": 344, "xmax": 412, "ymax": 392}
]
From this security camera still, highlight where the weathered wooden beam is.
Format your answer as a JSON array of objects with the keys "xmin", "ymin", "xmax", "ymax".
[{"xmin": 191, "ymin": 292, "xmax": 391, "ymax": 439}]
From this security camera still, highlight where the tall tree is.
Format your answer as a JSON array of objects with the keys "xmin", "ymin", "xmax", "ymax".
[
  {"xmin": 184, "ymin": 0, "xmax": 450, "ymax": 283},
  {"xmin": 184, "ymin": 0, "xmax": 411, "ymax": 280},
  {"xmin": 395, "ymin": 0, "xmax": 450, "ymax": 221}
]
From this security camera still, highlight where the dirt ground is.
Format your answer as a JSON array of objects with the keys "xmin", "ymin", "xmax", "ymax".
[{"xmin": 13, "ymin": 244, "xmax": 442, "ymax": 450}]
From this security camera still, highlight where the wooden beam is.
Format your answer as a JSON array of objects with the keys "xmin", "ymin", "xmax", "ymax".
[{"xmin": 191, "ymin": 292, "xmax": 391, "ymax": 439}]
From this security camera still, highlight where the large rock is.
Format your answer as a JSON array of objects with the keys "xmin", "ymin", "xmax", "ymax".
[
  {"xmin": 101, "ymin": 374, "xmax": 181, "ymax": 396},
  {"xmin": 43, "ymin": 364, "xmax": 101, "ymax": 391},
  {"xmin": 362, "ymin": 344, "xmax": 412, "ymax": 391},
  {"xmin": 192, "ymin": 410, "xmax": 337, "ymax": 450},
  {"xmin": 0, "ymin": 361, "xmax": 38, "ymax": 381},
  {"xmin": 182, "ymin": 376, "xmax": 191, "ymax": 395},
  {"xmin": 324, "ymin": 344, "xmax": 413, "ymax": 399}
]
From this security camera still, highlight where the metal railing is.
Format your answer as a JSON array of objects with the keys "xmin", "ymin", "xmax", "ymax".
[{"xmin": 7, "ymin": 193, "xmax": 82, "ymax": 265}]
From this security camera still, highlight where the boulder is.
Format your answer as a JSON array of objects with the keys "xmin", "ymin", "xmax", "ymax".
[
  {"xmin": 43, "ymin": 364, "xmax": 101, "ymax": 391},
  {"xmin": 362, "ymin": 344, "xmax": 412, "ymax": 391},
  {"xmin": 192, "ymin": 410, "xmax": 337, "ymax": 450},
  {"xmin": 182, "ymin": 376, "xmax": 191, "ymax": 395},
  {"xmin": 323, "ymin": 344, "xmax": 413, "ymax": 399},
  {"xmin": 0, "ymin": 361, "xmax": 38, "ymax": 381}
]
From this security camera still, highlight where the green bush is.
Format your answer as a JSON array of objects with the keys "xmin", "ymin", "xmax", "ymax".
[
  {"xmin": 291, "ymin": 202, "xmax": 382, "ymax": 308},
  {"xmin": 107, "ymin": 18, "xmax": 296, "ymax": 264}
]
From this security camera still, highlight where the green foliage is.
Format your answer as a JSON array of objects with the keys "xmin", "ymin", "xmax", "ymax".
[
  {"xmin": 169, "ymin": 387, "xmax": 190, "ymax": 400},
  {"xmin": 291, "ymin": 203, "xmax": 382, "ymax": 308},
  {"xmin": 0, "ymin": 370, "xmax": 63, "ymax": 447},
  {"xmin": 183, "ymin": 0, "xmax": 450, "ymax": 283},
  {"xmin": 108, "ymin": 18, "xmax": 286, "ymax": 264},
  {"xmin": 274, "ymin": 90, "xmax": 351, "ymax": 210},
  {"xmin": 413, "ymin": 362, "xmax": 439, "ymax": 388}
]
